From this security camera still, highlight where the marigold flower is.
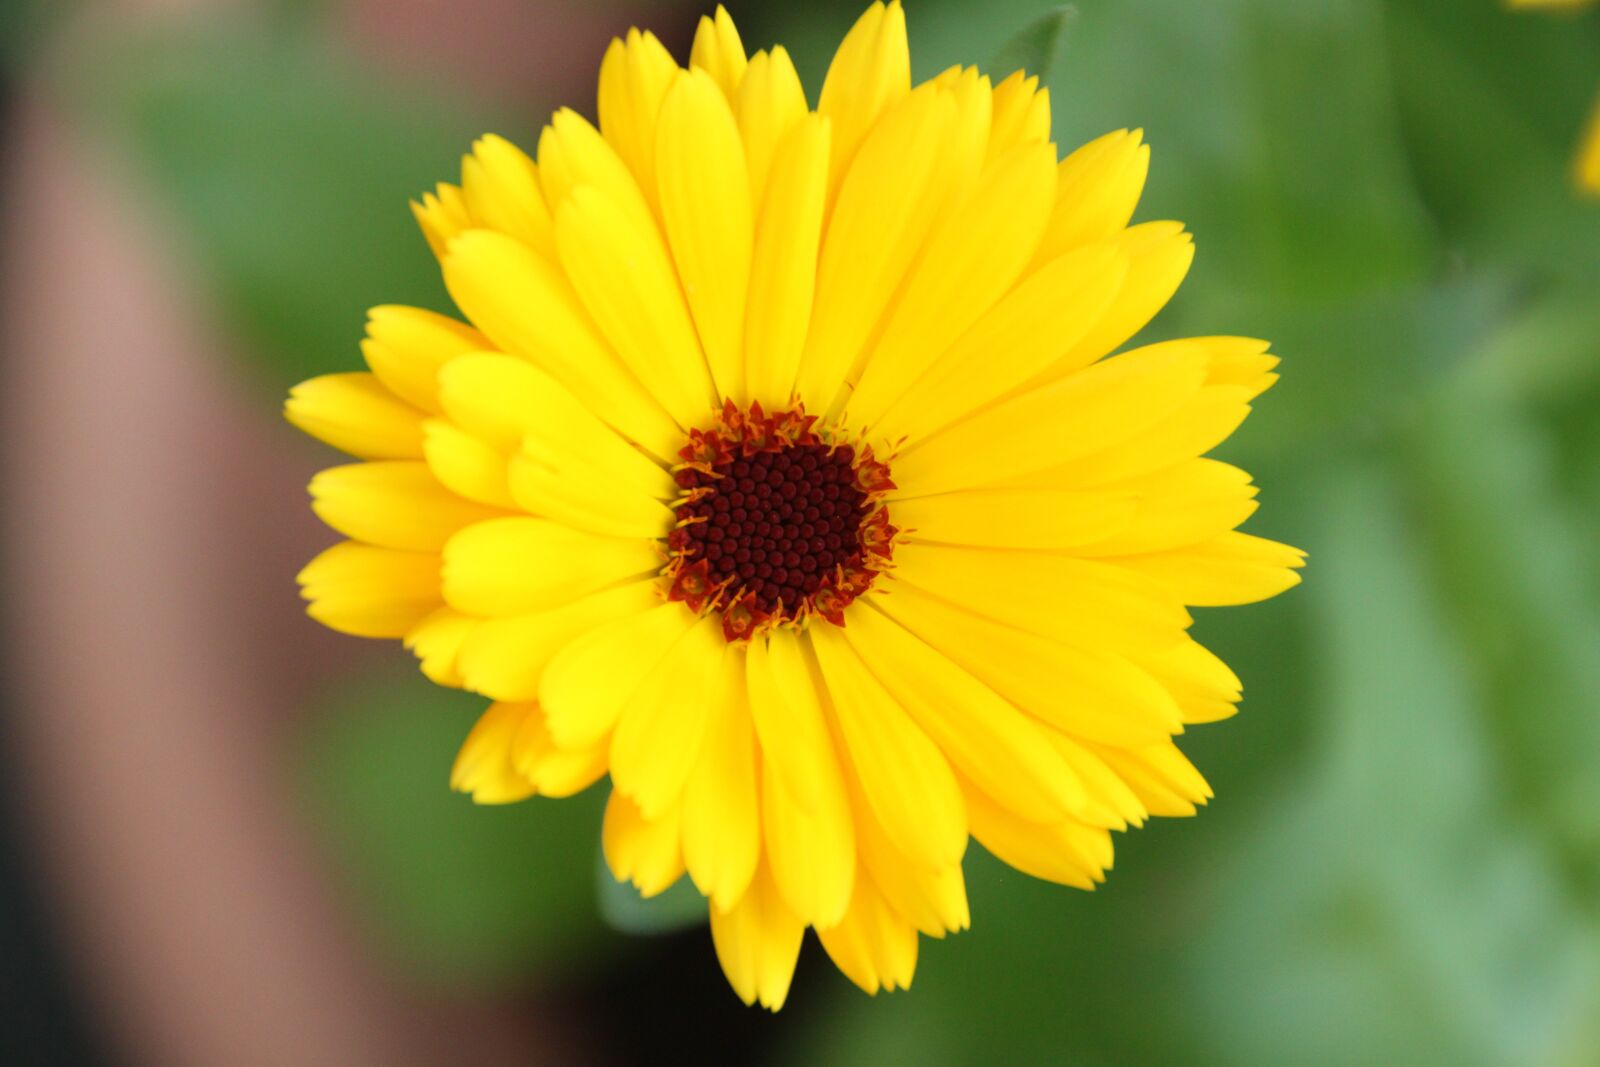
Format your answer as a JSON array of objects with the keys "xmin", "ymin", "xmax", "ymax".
[{"xmin": 287, "ymin": 1, "xmax": 1305, "ymax": 1008}]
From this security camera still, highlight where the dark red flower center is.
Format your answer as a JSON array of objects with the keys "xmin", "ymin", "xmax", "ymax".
[{"xmin": 664, "ymin": 402, "xmax": 896, "ymax": 642}]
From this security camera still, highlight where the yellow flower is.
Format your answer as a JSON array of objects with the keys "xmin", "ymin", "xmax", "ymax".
[
  {"xmin": 1509, "ymin": 0, "xmax": 1600, "ymax": 194},
  {"xmin": 1580, "ymin": 98, "xmax": 1600, "ymax": 193},
  {"xmin": 287, "ymin": 1, "xmax": 1304, "ymax": 1008}
]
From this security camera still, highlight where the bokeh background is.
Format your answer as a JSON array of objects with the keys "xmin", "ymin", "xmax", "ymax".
[{"xmin": 3, "ymin": 0, "xmax": 1599, "ymax": 1064}]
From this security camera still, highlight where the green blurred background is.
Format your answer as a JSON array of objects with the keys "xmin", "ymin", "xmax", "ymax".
[{"xmin": 3, "ymin": 0, "xmax": 1599, "ymax": 1064}]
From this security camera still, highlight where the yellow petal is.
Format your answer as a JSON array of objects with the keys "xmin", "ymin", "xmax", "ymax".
[
  {"xmin": 998, "ymin": 334, "xmax": 1273, "ymax": 492},
  {"xmin": 743, "ymin": 115, "xmax": 830, "ymax": 411},
  {"xmin": 1032, "ymin": 129, "xmax": 1149, "ymax": 264},
  {"xmin": 890, "ymin": 541, "xmax": 1191, "ymax": 652},
  {"xmin": 1086, "ymin": 740, "xmax": 1212, "ymax": 817},
  {"xmin": 441, "ymin": 229, "xmax": 679, "ymax": 457},
  {"xmin": 963, "ymin": 779, "xmax": 1111, "ymax": 889},
  {"xmin": 1039, "ymin": 221, "xmax": 1194, "ymax": 374},
  {"xmin": 825, "ymin": 659, "xmax": 972, "ymax": 934},
  {"xmin": 987, "ymin": 70, "xmax": 1050, "ymax": 163},
  {"xmin": 610, "ymin": 614, "xmax": 726, "ymax": 819},
  {"xmin": 539, "ymin": 107, "xmax": 658, "ymax": 238},
  {"xmin": 555, "ymin": 186, "xmax": 717, "ymax": 429},
  {"xmin": 891, "ymin": 338, "xmax": 1210, "ymax": 497},
  {"xmin": 285, "ymin": 372, "xmax": 424, "ymax": 459},
  {"xmin": 596, "ymin": 32, "xmax": 680, "ymax": 217},
  {"xmin": 456, "ymin": 579, "xmax": 661, "ymax": 702},
  {"xmin": 817, "ymin": 0, "xmax": 911, "ymax": 197},
  {"xmin": 838, "ymin": 738, "xmax": 970, "ymax": 937},
  {"xmin": 1013, "ymin": 383, "xmax": 1254, "ymax": 490},
  {"xmin": 743, "ymin": 627, "xmax": 833, "ymax": 816},
  {"xmin": 710, "ymin": 858, "xmax": 804, "ymax": 1010},
  {"xmin": 735, "ymin": 47, "xmax": 808, "ymax": 205},
  {"xmin": 507, "ymin": 445, "xmax": 675, "ymax": 540},
  {"xmin": 1106, "ymin": 531, "xmax": 1306, "ymax": 607},
  {"xmin": 602, "ymin": 790, "xmax": 684, "ymax": 897},
  {"xmin": 868, "ymin": 583, "xmax": 1180, "ymax": 748},
  {"xmin": 844, "ymin": 139, "xmax": 1057, "ymax": 431},
  {"xmin": 361, "ymin": 305, "xmax": 487, "ymax": 416},
  {"xmin": 437, "ymin": 352, "xmax": 673, "ymax": 499},
  {"xmin": 893, "ymin": 486, "xmax": 1136, "ymax": 552},
  {"xmin": 870, "ymin": 241, "xmax": 1128, "ymax": 443},
  {"xmin": 682, "ymin": 650, "xmax": 760, "ymax": 912},
  {"xmin": 657, "ymin": 68, "xmax": 753, "ymax": 404},
  {"xmin": 762, "ymin": 758, "xmax": 857, "ymax": 931},
  {"xmin": 1076, "ymin": 459, "xmax": 1259, "ymax": 557},
  {"xmin": 934, "ymin": 65, "xmax": 996, "ymax": 201},
  {"xmin": 421, "ymin": 419, "xmax": 515, "ymax": 509},
  {"xmin": 841, "ymin": 604, "xmax": 1090, "ymax": 822},
  {"xmin": 450, "ymin": 701, "xmax": 538, "ymax": 804},
  {"xmin": 440, "ymin": 516, "xmax": 658, "ymax": 617},
  {"xmin": 748, "ymin": 630, "xmax": 857, "ymax": 927},
  {"xmin": 793, "ymin": 86, "xmax": 955, "ymax": 411},
  {"xmin": 1198, "ymin": 336, "xmax": 1280, "ymax": 399},
  {"xmin": 539, "ymin": 600, "xmax": 701, "ymax": 750},
  {"xmin": 808, "ymin": 624, "xmax": 966, "ymax": 871},
  {"xmin": 818, "ymin": 869, "xmax": 919, "ymax": 994},
  {"xmin": 309, "ymin": 461, "xmax": 504, "ymax": 551},
  {"xmin": 460, "ymin": 134, "xmax": 554, "ymax": 257},
  {"xmin": 297, "ymin": 540, "xmax": 440, "ymax": 638},
  {"xmin": 689, "ymin": 5, "xmax": 748, "ymax": 102},
  {"xmin": 403, "ymin": 606, "xmax": 477, "ymax": 687},
  {"xmin": 411, "ymin": 182, "xmax": 473, "ymax": 258},
  {"xmin": 808, "ymin": 638, "xmax": 973, "ymax": 938},
  {"xmin": 508, "ymin": 703, "xmax": 610, "ymax": 798},
  {"xmin": 457, "ymin": 352, "xmax": 678, "ymax": 537},
  {"xmin": 1042, "ymin": 730, "xmax": 1147, "ymax": 829},
  {"xmin": 1128, "ymin": 637, "xmax": 1242, "ymax": 725}
]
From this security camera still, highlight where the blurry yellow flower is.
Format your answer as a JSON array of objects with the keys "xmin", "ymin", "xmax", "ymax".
[
  {"xmin": 1509, "ymin": 0, "xmax": 1600, "ymax": 194},
  {"xmin": 287, "ymin": 1, "xmax": 1304, "ymax": 1008},
  {"xmin": 1577, "ymin": 96, "xmax": 1600, "ymax": 193}
]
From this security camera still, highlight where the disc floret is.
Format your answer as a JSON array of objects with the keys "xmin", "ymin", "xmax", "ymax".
[{"xmin": 664, "ymin": 401, "xmax": 897, "ymax": 642}]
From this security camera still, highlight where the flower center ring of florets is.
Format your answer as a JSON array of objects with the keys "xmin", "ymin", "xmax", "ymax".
[{"xmin": 663, "ymin": 401, "xmax": 898, "ymax": 642}]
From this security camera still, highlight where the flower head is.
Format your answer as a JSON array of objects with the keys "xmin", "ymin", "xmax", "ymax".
[{"xmin": 288, "ymin": 1, "xmax": 1305, "ymax": 1008}]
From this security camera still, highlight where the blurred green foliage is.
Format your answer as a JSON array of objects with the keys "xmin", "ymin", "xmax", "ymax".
[
  {"xmin": 58, "ymin": 16, "xmax": 484, "ymax": 394},
  {"xmin": 55, "ymin": 0, "xmax": 1600, "ymax": 1061},
  {"xmin": 297, "ymin": 676, "xmax": 611, "ymax": 985},
  {"xmin": 0, "ymin": 0, "xmax": 72, "ymax": 67},
  {"xmin": 989, "ymin": 5, "xmax": 1077, "ymax": 88}
]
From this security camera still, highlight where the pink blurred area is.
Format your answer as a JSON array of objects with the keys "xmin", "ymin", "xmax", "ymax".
[{"xmin": 0, "ymin": 2, "xmax": 687, "ymax": 1064}]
